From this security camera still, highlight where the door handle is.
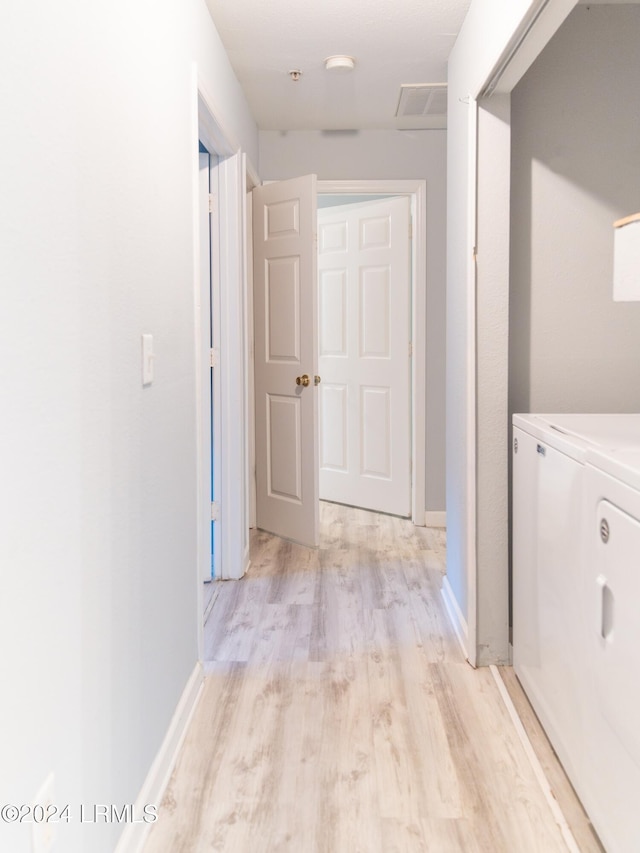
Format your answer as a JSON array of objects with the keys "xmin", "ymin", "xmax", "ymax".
[
  {"xmin": 314, "ymin": 375, "xmax": 321, "ymax": 385},
  {"xmin": 596, "ymin": 573, "xmax": 614, "ymax": 640},
  {"xmin": 296, "ymin": 374, "xmax": 310, "ymax": 387}
]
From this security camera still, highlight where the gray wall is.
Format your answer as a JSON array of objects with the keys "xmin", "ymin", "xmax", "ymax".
[
  {"xmin": 259, "ymin": 129, "xmax": 447, "ymax": 512},
  {"xmin": 446, "ymin": 0, "xmax": 546, "ymax": 660},
  {"xmin": 475, "ymin": 95, "xmax": 512, "ymax": 663},
  {"xmin": 510, "ymin": 4, "xmax": 640, "ymax": 419}
]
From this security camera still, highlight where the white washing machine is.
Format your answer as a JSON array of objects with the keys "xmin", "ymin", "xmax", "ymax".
[
  {"xmin": 512, "ymin": 413, "xmax": 640, "ymax": 851},
  {"xmin": 582, "ymin": 447, "xmax": 640, "ymax": 853}
]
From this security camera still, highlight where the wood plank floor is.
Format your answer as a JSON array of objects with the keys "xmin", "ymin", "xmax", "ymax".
[
  {"xmin": 203, "ymin": 579, "xmax": 217, "ymax": 616},
  {"xmin": 145, "ymin": 503, "xmax": 602, "ymax": 853}
]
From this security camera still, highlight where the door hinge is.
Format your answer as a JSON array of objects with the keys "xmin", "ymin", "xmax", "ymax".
[
  {"xmin": 211, "ymin": 501, "xmax": 219, "ymax": 521},
  {"xmin": 409, "ymin": 341, "xmax": 413, "ymax": 357},
  {"xmin": 209, "ymin": 193, "xmax": 215, "ymax": 214},
  {"xmin": 409, "ymin": 219, "xmax": 413, "ymax": 240},
  {"xmin": 210, "ymin": 348, "xmax": 219, "ymax": 368}
]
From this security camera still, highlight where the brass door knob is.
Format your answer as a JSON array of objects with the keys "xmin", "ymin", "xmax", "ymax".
[
  {"xmin": 296, "ymin": 374, "xmax": 310, "ymax": 387},
  {"xmin": 314, "ymin": 375, "xmax": 322, "ymax": 385}
]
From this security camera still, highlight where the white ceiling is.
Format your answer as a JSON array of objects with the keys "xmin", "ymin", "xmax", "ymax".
[{"xmin": 204, "ymin": 0, "xmax": 472, "ymax": 131}]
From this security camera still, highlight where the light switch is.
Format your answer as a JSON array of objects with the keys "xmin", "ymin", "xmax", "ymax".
[{"xmin": 142, "ymin": 334, "xmax": 154, "ymax": 385}]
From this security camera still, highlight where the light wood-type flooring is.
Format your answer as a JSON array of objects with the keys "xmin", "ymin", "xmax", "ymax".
[{"xmin": 145, "ymin": 503, "xmax": 603, "ymax": 853}]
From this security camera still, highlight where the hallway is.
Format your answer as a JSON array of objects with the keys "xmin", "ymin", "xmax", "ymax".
[{"xmin": 144, "ymin": 505, "xmax": 600, "ymax": 852}]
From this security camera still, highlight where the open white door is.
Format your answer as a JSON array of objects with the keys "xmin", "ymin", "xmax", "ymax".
[
  {"xmin": 318, "ymin": 196, "xmax": 411, "ymax": 517},
  {"xmin": 253, "ymin": 175, "xmax": 319, "ymax": 547}
]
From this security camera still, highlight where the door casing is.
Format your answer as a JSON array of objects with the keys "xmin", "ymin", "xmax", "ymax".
[
  {"xmin": 198, "ymin": 149, "xmax": 220, "ymax": 582},
  {"xmin": 193, "ymin": 69, "xmax": 258, "ymax": 661},
  {"xmin": 248, "ymin": 179, "xmax": 427, "ymax": 528}
]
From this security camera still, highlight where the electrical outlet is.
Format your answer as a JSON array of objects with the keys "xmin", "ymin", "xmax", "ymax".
[{"xmin": 32, "ymin": 772, "xmax": 56, "ymax": 853}]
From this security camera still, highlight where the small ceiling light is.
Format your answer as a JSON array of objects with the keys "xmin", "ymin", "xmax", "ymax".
[
  {"xmin": 324, "ymin": 55, "xmax": 355, "ymax": 73},
  {"xmin": 289, "ymin": 69, "xmax": 302, "ymax": 82}
]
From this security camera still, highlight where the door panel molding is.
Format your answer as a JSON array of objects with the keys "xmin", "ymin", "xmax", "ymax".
[
  {"xmin": 317, "ymin": 180, "xmax": 426, "ymax": 526},
  {"xmin": 318, "ymin": 196, "xmax": 411, "ymax": 516},
  {"xmin": 253, "ymin": 175, "xmax": 319, "ymax": 547}
]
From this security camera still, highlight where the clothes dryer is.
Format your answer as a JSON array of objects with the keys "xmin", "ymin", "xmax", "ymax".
[
  {"xmin": 582, "ymin": 447, "xmax": 640, "ymax": 853},
  {"xmin": 512, "ymin": 413, "xmax": 640, "ymax": 845}
]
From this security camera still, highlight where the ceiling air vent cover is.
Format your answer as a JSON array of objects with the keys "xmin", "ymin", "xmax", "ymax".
[{"xmin": 396, "ymin": 84, "xmax": 448, "ymax": 118}]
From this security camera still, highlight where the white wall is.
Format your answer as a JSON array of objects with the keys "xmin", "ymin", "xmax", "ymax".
[
  {"xmin": 510, "ymin": 4, "xmax": 640, "ymax": 417},
  {"xmin": 475, "ymin": 96, "xmax": 512, "ymax": 662},
  {"xmin": 259, "ymin": 129, "xmax": 447, "ymax": 512},
  {"xmin": 447, "ymin": 0, "xmax": 576, "ymax": 663},
  {"xmin": 0, "ymin": 2, "xmax": 257, "ymax": 851}
]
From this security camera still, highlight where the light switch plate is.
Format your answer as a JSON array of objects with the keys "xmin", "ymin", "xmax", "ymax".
[{"xmin": 142, "ymin": 334, "xmax": 154, "ymax": 386}]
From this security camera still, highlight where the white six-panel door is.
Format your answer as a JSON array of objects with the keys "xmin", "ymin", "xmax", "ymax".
[
  {"xmin": 318, "ymin": 196, "xmax": 411, "ymax": 517},
  {"xmin": 253, "ymin": 176, "xmax": 319, "ymax": 547}
]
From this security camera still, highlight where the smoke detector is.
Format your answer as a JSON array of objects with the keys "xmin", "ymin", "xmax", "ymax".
[{"xmin": 325, "ymin": 55, "xmax": 355, "ymax": 73}]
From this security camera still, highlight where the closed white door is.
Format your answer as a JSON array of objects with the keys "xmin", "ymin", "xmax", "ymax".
[
  {"xmin": 318, "ymin": 196, "xmax": 411, "ymax": 517},
  {"xmin": 252, "ymin": 175, "xmax": 319, "ymax": 547}
]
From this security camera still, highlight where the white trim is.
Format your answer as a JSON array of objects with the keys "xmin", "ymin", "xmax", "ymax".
[
  {"xmin": 193, "ymin": 66, "xmax": 251, "ymax": 666},
  {"xmin": 460, "ymin": 2, "xmax": 576, "ymax": 666},
  {"xmin": 114, "ymin": 663, "xmax": 204, "ymax": 853},
  {"xmin": 441, "ymin": 576, "xmax": 470, "ymax": 664},
  {"xmin": 193, "ymin": 69, "xmax": 224, "ymax": 661},
  {"xmin": 246, "ymin": 191, "xmax": 257, "ymax": 529},
  {"xmin": 196, "ymin": 73, "xmax": 259, "ymax": 182},
  {"xmin": 448, "ymin": 1, "xmax": 581, "ymax": 671},
  {"xmin": 209, "ymin": 158, "xmax": 222, "ymax": 582},
  {"xmin": 317, "ymin": 179, "xmax": 427, "ymax": 527},
  {"xmin": 490, "ymin": 666, "xmax": 581, "ymax": 853},
  {"xmin": 219, "ymin": 152, "xmax": 250, "ymax": 580},
  {"xmin": 198, "ymin": 152, "xmax": 219, "ymax": 584},
  {"xmin": 192, "ymin": 66, "xmax": 206, "ymax": 657},
  {"xmin": 318, "ymin": 179, "xmax": 424, "ymax": 196},
  {"xmin": 478, "ymin": 0, "xmax": 576, "ymax": 99},
  {"xmin": 465, "ymin": 100, "xmax": 478, "ymax": 668},
  {"xmin": 240, "ymin": 153, "xmax": 253, "ymax": 560},
  {"xmin": 424, "ymin": 511, "xmax": 446, "ymax": 528}
]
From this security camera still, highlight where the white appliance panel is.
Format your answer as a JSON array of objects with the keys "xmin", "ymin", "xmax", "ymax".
[
  {"xmin": 512, "ymin": 426, "xmax": 587, "ymax": 788},
  {"xmin": 594, "ymin": 499, "xmax": 640, "ymax": 767},
  {"xmin": 580, "ymin": 470, "xmax": 640, "ymax": 853},
  {"xmin": 513, "ymin": 412, "xmax": 640, "ymax": 853}
]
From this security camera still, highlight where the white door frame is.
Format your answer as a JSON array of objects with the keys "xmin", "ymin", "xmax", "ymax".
[
  {"xmin": 318, "ymin": 180, "xmax": 427, "ymax": 526},
  {"xmin": 198, "ymin": 149, "xmax": 220, "ymax": 583},
  {"xmin": 192, "ymin": 69, "xmax": 257, "ymax": 660}
]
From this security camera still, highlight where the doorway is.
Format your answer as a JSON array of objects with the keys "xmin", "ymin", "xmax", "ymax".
[
  {"xmin": 317, "ymin": 193, "xmax": 412, "ymax": 518},
  {"xmin": 195, "ymin": 81, "xmax": 254, "ymax": 662},
  {"xmin": 198, "ymin": 141, "xmax": 221, "ymax": 621},
  {"xmin": 251, "ymin": 178, "xmax": 427, "ymax": 546},
  {"xmin": 317, "ymin": 181, "xmax": 427, "ymax": 530}
]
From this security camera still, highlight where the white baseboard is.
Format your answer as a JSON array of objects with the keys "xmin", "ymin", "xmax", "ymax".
[
  {"xmin": 441, "ymin": 576, "xmax": 469, "ymax": 662},
  {"xmin": 424, "ymin": 511, "xmax": 446, "ymax": 528},
  {"xmin": 490, "ymin": 666, "xmax": 580, "ymax": 852},
  {"xmin": 115, "ymin": 662, "xmax": 204, "ymax": 853}
]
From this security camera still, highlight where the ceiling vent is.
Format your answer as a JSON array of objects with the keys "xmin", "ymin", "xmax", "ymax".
[{"xmin": 396, "ymin": 84, "xmax": 447, "ymax": 119}]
